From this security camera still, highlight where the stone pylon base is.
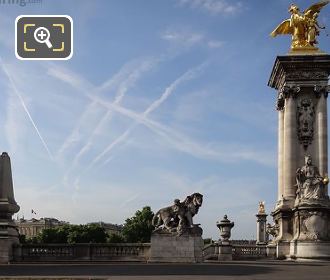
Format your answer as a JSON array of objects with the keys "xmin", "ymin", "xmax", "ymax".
[
  {"xmin": 149, "ymin": 232, "xmax": 203, "ymax": 263},
  {"xmin": 0, "ymin": 237, "xmax": 19, "ymax": 263},
  {"xmin": 276, "ymin": 241, "xmax": 291, "ymax": 259},
  {"xmin": 0, "ymin": 220, "xmax": 20, "ymax": 263},
  {"xmin": 290, "ymin": 240, "xmax": 330, "ymax": 260}
]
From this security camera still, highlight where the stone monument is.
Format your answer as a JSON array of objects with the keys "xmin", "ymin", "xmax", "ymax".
[
  {"xmin": 150, "ymin": 193, "xmax": 203, "ymax": 263},
  {"xmin": 269, "ymin": 1, "xmax": 330, "ymax": 259},
  {"xmin": 256, "ymin": 202, "xmax": 268, "ymax": 245},
  {"xmin": 0, "ymin": 152, "xmax": 20, "ymax": 263}
]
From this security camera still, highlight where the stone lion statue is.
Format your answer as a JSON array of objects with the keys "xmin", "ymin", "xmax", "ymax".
[{"xmin": 152, "ymin": 193, "xmax": 203, "ymax": 235}]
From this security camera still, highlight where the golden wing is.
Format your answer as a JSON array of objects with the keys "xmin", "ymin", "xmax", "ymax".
[
  {"xmin": 270, "ymin": 19, "xmax": 293, "ymax": 37},
  {"xmin": 303, "ymin": 0, "xmax": 330, "ymax": 15}
]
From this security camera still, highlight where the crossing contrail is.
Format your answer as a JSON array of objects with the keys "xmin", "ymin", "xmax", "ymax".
[
  {"xmin": 86, "ymin": 62, "xmax": 207, "ymax": 169},
  {"xmin": 0, "ymin": 58, "xmax": 54, "ymax": 160}
]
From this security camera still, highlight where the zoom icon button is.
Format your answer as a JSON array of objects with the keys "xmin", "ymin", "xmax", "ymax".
[{"xmin": 16, "ymin": 15, "xmax": 73, "ymax": 60}]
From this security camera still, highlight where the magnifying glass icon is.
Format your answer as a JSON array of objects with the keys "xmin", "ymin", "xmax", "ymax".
[{"xmin": 34, "ymin": 27, "xmax": 53, "ymax": 49}]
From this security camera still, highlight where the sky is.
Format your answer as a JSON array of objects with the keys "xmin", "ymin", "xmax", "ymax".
[{"xmin": 0, "ymin": 0, "xmax": 330, "ymax": 240}]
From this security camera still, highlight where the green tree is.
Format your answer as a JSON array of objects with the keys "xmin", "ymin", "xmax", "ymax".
[
  {"xmin": 34, "ymin": 224, "xmax": 108, "ymax": 244},
  {"xmin": 122, "ymin": 206, "xmax": 154, "ymax": 243},
  {"xmin": 67, "ymin": 224, "xmax": 108, "ymax": 244},
  {"xmin": 38, "ymin": 228, "xmax": 62, "ymax": 243},
  {"xmin": 18, "ymin": 234, "xmax": 26, "ymax": 244},
  {"xmin": 107, "ymin": 233, "xmax": 125, "ymax": 243}
]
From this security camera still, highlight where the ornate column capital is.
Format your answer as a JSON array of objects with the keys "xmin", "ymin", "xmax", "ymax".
[
  {"xmin": 314, "ymin": 85, "xmax": 329, "ymax": 98},
  {"xmin": 276, "ymin": 85, "xmax": 300, "ymax": 111},
  {"xmin": 282, "ymin": 85, "xmax": 301, "ymax": 98}
]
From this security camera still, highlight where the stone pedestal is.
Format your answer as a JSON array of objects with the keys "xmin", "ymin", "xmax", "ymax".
[
  {"xmin": 218, "ymin": 242, "xmax": 232, "ymax": 261},
  {"xmin": 268, "ymin": 55, "xmax": 330, "ymax": 259},
  {"xmin": 266, "ymin": 243, "xmax": 277, "ymax": 259},
  {"xmin": 149, "ymin": 231, "xmax": 203, "ymax": 263},
  {"xmin": 0, "ymin": 153, "xmax": 20, "ymax": 263},
  {"xmin": 256, "ymin": 213, "xmax": 268, "ymax": 245}
]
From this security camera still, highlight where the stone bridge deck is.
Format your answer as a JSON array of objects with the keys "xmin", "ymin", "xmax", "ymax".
[{"xmin": 0, "ymin": 261, "xmax": 329, "ymax": 280}]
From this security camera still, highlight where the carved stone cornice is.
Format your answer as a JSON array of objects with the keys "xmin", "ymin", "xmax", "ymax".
[
  {"xmin": 268, "ymin": 55, "xmax": 330, "ymax": 91},
  {"xmin": 286, "ymin": 71, "xmax": 328, "ymax": 81}
]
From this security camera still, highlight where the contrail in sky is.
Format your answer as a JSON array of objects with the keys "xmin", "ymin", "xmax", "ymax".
[
  {"xmin": 0, "ymin": 58, "xmax": 54, "ymax": 160},
  {"xmin": 71, "ymin": 59, "xmax": 157, "ymax": 168},
  {"xmin": 87, "ymin": 62, "xmax": 207, "ymax": 169}
]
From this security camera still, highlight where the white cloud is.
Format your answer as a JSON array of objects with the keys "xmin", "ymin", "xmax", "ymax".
[
  {"xmin": 207, "ymin": 40, "xmax": 224, "ymax": 48},
  {"xmin": 161, "ymin": 28, "xmax": 224, "ymax": 49},
  {"xmin": 161, "ymin": 30, "xmax": 204, "ymax": 46},
  {"xmin": 177, "ymin": 0, "xmax": 243, "ymax": 15}
]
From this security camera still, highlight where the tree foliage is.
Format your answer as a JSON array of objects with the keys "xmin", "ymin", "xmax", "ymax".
[
  {"xmin": 32, "ymin": 224, "xmax": 107, "ymax": 244},
  {"xmin": 107, "ymin": 233, "xmax": 125, "ymax": 243},
  {"xmin": 121, "ymin": 206, "xmax": 154, "ymax": 243},
  {"xmin": 24, "ymin": 206, "xmax": 155, "ymax": 244}
]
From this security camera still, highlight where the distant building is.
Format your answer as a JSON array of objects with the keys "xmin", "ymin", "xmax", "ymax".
[
  {"xmin": 15, "ymin": 218, "xmax": 69, "ymax": 238},
  {"xmin": 88, "ymin": 222, "xmax": 123, "ymax": 235}
]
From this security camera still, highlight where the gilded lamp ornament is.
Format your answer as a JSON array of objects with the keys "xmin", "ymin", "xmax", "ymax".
[{"xmin": 271, "ymin": 1, "xmax": 329, "ymax": 53}]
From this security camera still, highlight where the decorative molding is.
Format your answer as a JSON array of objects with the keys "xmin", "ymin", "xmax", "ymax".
[{"xmin": 286, "ymin": 71, "xmax": 329, "ymax": 81}]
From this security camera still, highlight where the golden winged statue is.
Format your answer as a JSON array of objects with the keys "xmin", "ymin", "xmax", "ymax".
[{"xmin": 271, "ymin": 1, "xmax": 329, "ymax": 53}]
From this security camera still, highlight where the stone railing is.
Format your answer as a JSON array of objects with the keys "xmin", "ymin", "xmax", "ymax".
[
  {"xmin": 13, "ymin": 242, "xmax": 270, "ymax": 262},
  {"xmin": 202, "ymin": 243, "xmax": 268, "ymax": 261},
  {"xmin": 232, "ymin": 245, "xmax": 267, "ymax": 260},
  {"xmin": 13, "ymin": 243, "xmax": 150, "ymax": 262},
  {"xmin": 202, "ymin": 243, "xmax": 218, "ymax": 260}
]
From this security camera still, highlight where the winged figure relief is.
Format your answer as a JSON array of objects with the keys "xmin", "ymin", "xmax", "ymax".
[{"xmin": 270, "ymin": 1, "xmax": 329, "ymax": 51}]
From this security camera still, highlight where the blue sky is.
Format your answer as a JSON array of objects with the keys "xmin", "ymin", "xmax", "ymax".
[{"xmin": 0, "ymin": 0, "xmax": 330, "ymax": 239}]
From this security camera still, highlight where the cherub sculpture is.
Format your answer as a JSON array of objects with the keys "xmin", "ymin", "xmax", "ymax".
[{"xmin": 270, "ymin": 1, "xmax": 329, "ymax": 51}]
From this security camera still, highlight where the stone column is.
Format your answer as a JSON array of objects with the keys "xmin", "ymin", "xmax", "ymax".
[
  {"xmin": 316, "ymin": 89, "xmax": 328, "ymax": 195},
  {"xmin": 282, "ymin": 87, "xmax": 299, "ymax": 203},
  {"xmin": 0, "ymin": 152, "xmax": 20, "ymax": 264},
  {"xmin": 278, "ymin": 109, "xmax": 284, "ymax": 202},
  {"xmin": 256, "ymin": 213, "xmax": 268, "ymax": 245}
]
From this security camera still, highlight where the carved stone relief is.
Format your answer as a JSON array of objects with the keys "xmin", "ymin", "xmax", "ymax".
[
  {"xmin": 301, "ymin": 212, "xmax": 327, "ymax": 241},
  {"xmin": 297, "ymin": 99, "xmax": 314, "ymax": 149}
]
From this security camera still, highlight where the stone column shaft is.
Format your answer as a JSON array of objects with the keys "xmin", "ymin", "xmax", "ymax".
[
  {"xmin": 283, "ymin": 96, "xmax": 297, "ymax": 200},
  {"xmin": 317, "ymin": 94, "xmax": 328, "ymax": 194},
  {"xmin": 278, "ymin": 110, "xmax": 284, "ymax": 201}
]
